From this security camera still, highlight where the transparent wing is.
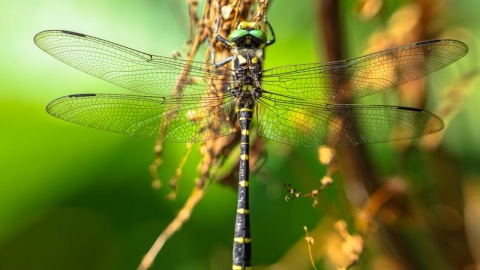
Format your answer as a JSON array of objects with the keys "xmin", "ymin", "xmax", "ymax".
[
  {"xmin": 256, "ymin": 93, "xmax": 443, "ymax": 148},
  {"xmin": 46, "ymin": 93, "xmax": 237, "ymax": 142},
  {"xmin": 262, "ymin": 39, "xmax": 468, "ymax": 101},
  {"xmin": 34, "ymin": 30, "xmax": 231, "ymax": 96}
]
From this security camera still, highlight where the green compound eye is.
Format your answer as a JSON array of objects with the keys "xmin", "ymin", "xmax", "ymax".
[
  {"xmin": 228, "ymin": 29, "xmax": 248, "ymax": 42},
  {"xmin": 248, "ymin": 29, "xmax": 266, "ymax": 41}
]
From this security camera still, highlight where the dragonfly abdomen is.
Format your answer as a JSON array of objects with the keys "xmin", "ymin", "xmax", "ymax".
[{"xmin": 233, "ymin": 107, "xmax": 253, "ymax": 270}]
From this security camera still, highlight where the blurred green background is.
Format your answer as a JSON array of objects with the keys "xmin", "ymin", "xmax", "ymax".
[{"xmin": 1, "ymin": 0, "xmax": 479, "ymax": 269}]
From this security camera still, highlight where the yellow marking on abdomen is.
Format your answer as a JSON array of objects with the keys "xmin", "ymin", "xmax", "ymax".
[
  {"xmin": 239, "ymin": 180, "xmax": 249, "ymax": 187},
  {"xmin": 237, "ymin": 208, "xmax": 250, "ymax": 214},
  {"xmin": 240, "ymin": 154, "xmax": 249, "ymax": 160},
  {"xmin": 234, "ymin": 237, "xmax": 252, "ymax": 243},
  {"xmin": 241, "ymin": 129, "xmax": 250, "ymax": 135}
]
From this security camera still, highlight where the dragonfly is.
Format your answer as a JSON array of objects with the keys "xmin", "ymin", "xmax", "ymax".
[{"xmin": 34, "ymin": 20, "xmax": 467, "ymax": 270}]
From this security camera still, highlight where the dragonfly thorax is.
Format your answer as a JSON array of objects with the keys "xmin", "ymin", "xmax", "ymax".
[{"xmin": 231, "ymin": 48, "xmax": 264, "ymax": 107}]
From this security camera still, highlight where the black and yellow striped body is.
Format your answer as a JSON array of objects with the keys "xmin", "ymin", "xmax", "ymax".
[
  {"xmin": 228, "ymin": 22, "xmax": 269, "ymax": 270},
  {"xmin": 231, "ymin": 52, "xmax": 264, "ymax": 269},
  {"xmin": 213, "ymin": 21, "xmax": 274, "ymax": 269},
  {"xmin": 233, "ymin": 107, "xmax": 253, "ymax": 269}
]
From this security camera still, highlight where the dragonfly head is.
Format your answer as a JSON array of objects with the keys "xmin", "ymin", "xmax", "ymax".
[{"xmin": 228, "ymin": 22, "xmax": 267, "ymax": 48}]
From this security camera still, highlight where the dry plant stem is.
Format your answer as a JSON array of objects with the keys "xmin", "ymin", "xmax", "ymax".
[
  {"xmin": 167, "ymin": 143, "xmax": 193, "ymax": 200},
  {"xmin": 137, "ymin": 187, "xmax": 207, "ymax": 270},
  {"xmin": 304, "ymin": 226, "xmax": 318, "ymax": 270},
  {"xmin": 187, "ymin": 0, "xmax": 200, "ymax": 39},
  {"xmin": 140, "ymin": 2, "xmax": 214, "ymax": 269},
  {"xmin": 149, "ymin": 0, "xmax": 210, "ymax": 188},
  {"xmin": 149, "ymin": 143, "xmax": 163, "ymax": 189}
]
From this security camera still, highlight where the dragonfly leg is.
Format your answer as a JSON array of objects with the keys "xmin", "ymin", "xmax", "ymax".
[
  {"xmin": 211, "ymin": 16, "xmax": 234, "ymax": 68},
  {"xmin": 265, "ymin": 21, "xmax": 276, "ymax": 46}
]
